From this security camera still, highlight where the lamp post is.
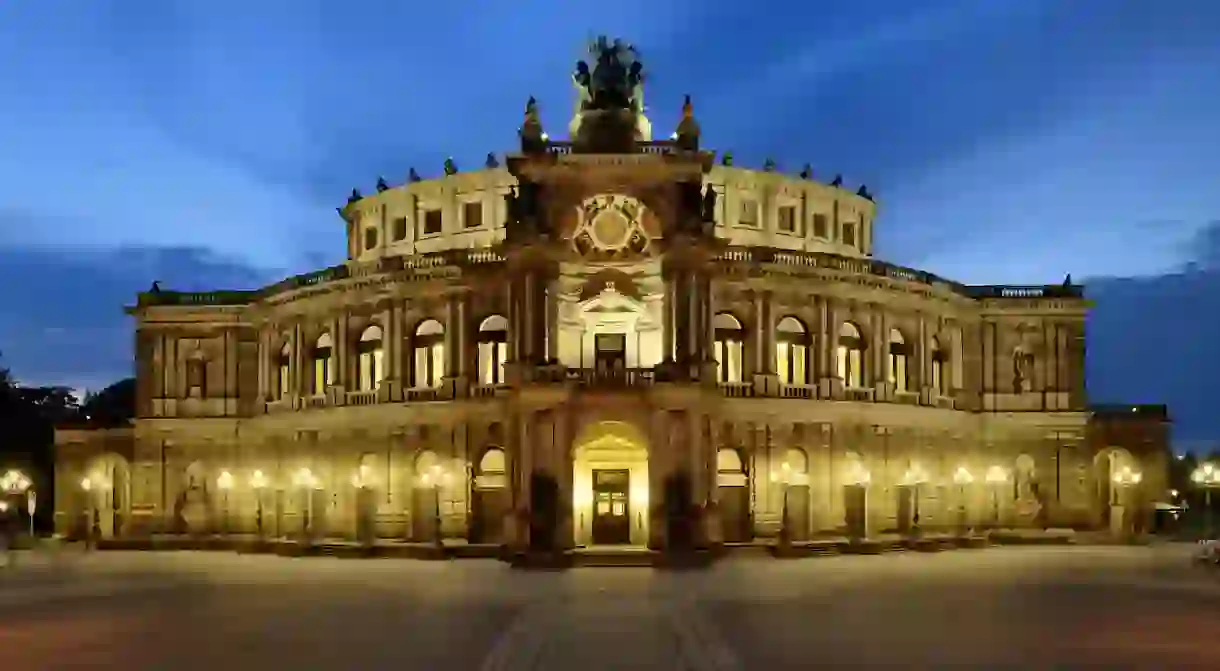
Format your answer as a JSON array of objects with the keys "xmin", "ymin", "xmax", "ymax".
[
  {"xmin": 900, "ymin": 464, "xmax": 929, "ymax": 537},
  {"xmin": 770, "ymin": 461, "xmax": 793, "ymax": 547},
  {"xmin": 1112, "ymin": 465, "xmax": 1143, "ymax": 536},
  {"xmin": 1, "ymin": 470, "xmax": 32, "ymax": 538},
  {"xmin": 1191, "ymin": 462, "xmax": 1220, "ymax": 539},
  {"xmin": 292, "ymin": 467, "xmax": 320, "ymax": 543},
  {"xmin": 844, "ymin": 462, "xmax": 871, "ymax": 543},
  {"xmin": 953, "ymin": 466, "xmax": 974, "ymax": 535},
  {"xmin": 984, "ymin": 465, "xmax": 1009, "ymax": 529},
  {"xmin": 216, "ymin": 470, "xmax": 233, "ymax": 538},
  {"xmin": 250, "ymin": 470, "xmax": 268, "ymax": 540},
  {"xmin": 418, "ymin": 465, "xmax": 451, "ymax": 548}
]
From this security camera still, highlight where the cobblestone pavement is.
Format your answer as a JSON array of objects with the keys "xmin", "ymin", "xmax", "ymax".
[{"xmin": 0, "ymin": 545, "xmax": 1216, "ymax": 669}]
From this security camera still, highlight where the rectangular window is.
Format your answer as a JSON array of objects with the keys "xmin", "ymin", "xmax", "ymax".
[
  {"xmin": 312, "ymin": 353, "xmax": 332, "ymax": 394},
  {"xmin": 463, "ymin": 201, "xmax": 483, "ymax": 229},
  {"xmin": 392, "ymin": 217, "xmax": 407, "ymax": 241},
  {"xmin": 842, "ymin": 222, "xmax": 856, "ymax": 247},
  {"xmin": 812, "ymin": 213, "xmax": 828, "ymax": 238},
  {"xmin": 738, "ymin": 198, "xmax": 759, "ymax": 227},
  {"xmin": 777, "ymin": 205, "xmax": 797, "ymax": 233},
  {"xmin": 421, "ymin": 209, "xmax": 443, "ymax": 236}
]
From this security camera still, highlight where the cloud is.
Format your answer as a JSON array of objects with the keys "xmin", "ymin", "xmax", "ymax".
[{"xmin": 0, "ymin": 246, "xmax": 279, "ymax": 390}]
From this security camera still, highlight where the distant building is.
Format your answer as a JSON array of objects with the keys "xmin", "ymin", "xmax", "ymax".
[{"xmin": 54, "ymin": 42, "xmax": 1169, "ymax": 550}]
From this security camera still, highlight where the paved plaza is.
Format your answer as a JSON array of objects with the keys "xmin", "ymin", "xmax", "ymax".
[{"xmin": 0, "ymin": 545, "xmax": 1217, "ymax": 669}]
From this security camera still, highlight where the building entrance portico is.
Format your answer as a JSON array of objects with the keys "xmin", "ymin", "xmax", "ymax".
[{"xmin": 572, "ymin": 421, "xmax": 649, "ymax": 546}]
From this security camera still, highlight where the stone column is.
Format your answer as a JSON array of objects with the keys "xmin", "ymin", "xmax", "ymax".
[
  {"xmin": 546, "ymin": 280, "xmax": 559, "ymax": 362},
  {"xmin": 522, "ymin": 273, "xmax": 536, "ymax": 363},
  {"xmin": 256, "ymin": 328, "xmax": 269, "ymax": 401},
  {"xmin": 687, "ymin": 272, "xmax": 703, "ymax": 363},
  {"xmin": 335, "ymin": 313, "xmax": 349, "ymax": 391},
  {"xmin": 290, "ymin": 323, "xmax": 303, "ymax": 399},
  {"xmin": 752, "ymin": 291, "xmax": 778, "ymax": 395},
  {"xmin": 661, "ymin": 272, "xmax": 675, "ymax": 363}
]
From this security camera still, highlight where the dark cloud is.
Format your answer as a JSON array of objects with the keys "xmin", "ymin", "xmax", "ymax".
[{"xmin": 0, "ymin": 246, "xmax": 279, "ymax": 390}]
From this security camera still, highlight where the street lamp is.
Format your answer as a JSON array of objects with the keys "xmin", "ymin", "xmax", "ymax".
[
  {"xmin": 418, "ymin": 465, "xmax": 451, "ymax": 547},
  {"xmin": 292, "ymin": 467, "xmax": 320, "ymax": 542},
  {"xmin": 984, "ymin": 466, "xmax": 1009, "ymax": 529},
  {"xmin": 900, "ymin": 464, "xmax": 929, "ymax": 536},
  {"xmin": 1191, "ymin": 462, "xmax": 1220, "ymax": 538},
  {"xmin": 250, "ymin": 470, "xmax": 268, "ymax": 539},
  {"xmin": 1, "ymin": 470, "xmax": 33, "ymax": 538},
  {"xmin": 1112, "ymin": 465, "xmax": 1143, "ymax": 536},
  {"xmin": 216, "ymin": 470, "xmax": 234, "ymax": 537},
  {"xmin": 770, "ymin": 461, "xmax": 793, "ymax": 546},
  {"xmin": 953, "ymin": 466, "xmax": 974, "ymax": 535}
]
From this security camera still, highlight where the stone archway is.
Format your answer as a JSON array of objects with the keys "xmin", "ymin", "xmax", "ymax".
[
  {"xmin": 472, "ymin": 447, "xmax": 509, "ymax": 544},
  {"xmin": 1093, "ymin": 447, "xmax": 1138, "ymax": 529},
  {"xmin": 411, "ymin": 450, "xmax": 442, "ymax": 542},
  {"xmin": 716, "ymin": 447, "xmax": 750, "ymax": 542},
  {"xmin": 572, "ymin": 421, "xmax": 650, "ymax": 546},
  {"xmin": 84, "ymin": 453, "xmax": 131, "ymax": 539},
  {"xmin": 779, "ymin": 447, "xmax": 811, "ymax": 542}
]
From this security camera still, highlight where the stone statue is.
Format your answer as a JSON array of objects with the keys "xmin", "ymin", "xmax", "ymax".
[
  {"xmin": 1012, "ymin": 346, "xmax": 1035, "ymax": 393},
  {"xmin": 857, "ymin": 184, "xmax": 873, "ymax": 201},
  {"xmin": 485, "ymin": 152, "xmax": 499, "ymax": 169},
  {"xmin": 408, "ymin": 168, "xmax": 421, "ymax": 183},
  {"xmin": 150, "ymin": 281, "xmax": 162, "ymax": 293},
  {"xmin": 348, "ymin": 188, "xmax": 362, "ymax": 203},
  {"xmin": 702, "ymin": 187, "xmax": 717, "ymax": 223},
  {"xmin": 444, "ymin": 158, "xmax": 458, "ymax": 176},
  {"xmin": 578, "ymin": 35, "xmax": 644, "ymax": 112},
  {"xmin": 721, "ymin": 152, "xmax": 734, "ymax": 167},
  {"xmin": 376, "ymin": 177, "xmax": 389, "ymax": 192},
  {"xmin": 763, "ymin": 158, "xmax": 777, "ymax": 172},
  {"xmin": 830, "ymin": 174, "xmax": 843, "ymax": 188},
  {"xmin": 799, "ymin": 164, "xmax": 813, "ymax": 180}
]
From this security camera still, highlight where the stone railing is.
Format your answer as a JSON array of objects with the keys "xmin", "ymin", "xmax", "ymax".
[
  {"xmin": 545, "ymin": 139, "xmax": 680, "ymax": 157},
  {"xmin": 570, "ymin": 367, "xmax": 654, "ymax": 389},
  {"xmin": 716, "ymin": 246, "xmax": 1086, "ymax": 301}
]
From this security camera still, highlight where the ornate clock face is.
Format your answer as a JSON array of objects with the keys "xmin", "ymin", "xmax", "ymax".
[{"xmin": 571, "ymin": 194, "xmax": 653, "ymax": 260}]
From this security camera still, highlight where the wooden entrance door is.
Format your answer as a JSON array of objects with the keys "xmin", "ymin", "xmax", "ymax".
[
  {"xmin": 594, "ymin": 334, "xmax": 627, "ymax": 376},
  {"xmin": 719, "ymin": 485, "xmax": 751, "ymax": 542},
  {"xmin": 591, "ymin": 469, "xmax": 631, "ymax": 545},
  {"xmin": 786, "ymin": 485, "xmax": 811, "ymax": 542}
]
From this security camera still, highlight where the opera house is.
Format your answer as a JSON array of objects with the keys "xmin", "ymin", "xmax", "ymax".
[{"xmin": 54, "ymin": 40, "xmax": 1169, "ymax": 555}]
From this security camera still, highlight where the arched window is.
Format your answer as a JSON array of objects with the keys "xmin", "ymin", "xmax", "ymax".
[
  {"xmin": 775, "ymin": 316, "xmax": 808, "ymax": 385},
  {"xmin": 356, "ymin": 325, "xmax": 384, "ymax": 392},
  {"xmin": 276, "ymin": 342, "xmax": 291, "ymax": 399},
  {"xmin": 477, "ymin": 315, "xmax": 508, "ymax": 386},
  {"xmin": 413, "ymin": 319, "xmax": 445, "ymax": 388},
  {"xmin": 836, "ymin": 321, "xmax": 865, "ymax": 388},
  {"xmin": 888, "ymin": 328, "xmax": 909, "ymax": 392},
  {"xmin": 312, "ymin": 333, "xmax": 334, "ymax": 395},
  {"xmin": 930, "ymin": 336, "xmax": 947, "ymax": 395},
  {"xmin": 186, "ymin": 356, "xmax": 208, "ymax": 398},
  {"xmin": 712, "ymin": 313, "xmax": 745, "ymax": 383}
]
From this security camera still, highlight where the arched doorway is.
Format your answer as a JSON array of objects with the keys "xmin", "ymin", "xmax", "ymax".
[
  {"xmin": 83, "ymin": 453, "xmax": 131, "ymax": 539},
  {"xmin": 1093, "ymin": 448, "xmax": 1137, "ymax": 530},
  {"xmin": 411, "ymin": 450, "xmax": 443, "ymax": 542},
  {"xmin": 353, "ymin": 452, "xmax": 382, "ymax": 541},
  {"xmin": 175, "ymin": 460, "xmax": 211, "ymax": 535},
  {"xmin": 472, "ymin": 447, "xmax": 509, "ymax": 543},
  {"xmin": 778, "ymin": 447, "xmax": 811, "ymax": 541},
  {"xmin": 716, "ymin": 447, "xmax": 750, "ymax": 542},
  {"xmin": 572, "ymin": 421, "xmax": 649, "ymax": 546},
  {"xmin": 1014, "ymin": 454, "xmax": 1040, "ymax": 527}
]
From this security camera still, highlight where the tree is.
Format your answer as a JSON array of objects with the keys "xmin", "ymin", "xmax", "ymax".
[{"xmin": 79, "ymin": 378, "xmax": 135, "ymax": 427}]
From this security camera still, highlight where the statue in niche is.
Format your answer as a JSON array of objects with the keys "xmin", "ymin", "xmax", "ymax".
[
  {"xmin": 1012, "ymin": 345, "xmax": 1036, "ymax": 393},
  {"xmin": 701, "ymin": 186, "xmax": 718, "ymax": 224}
]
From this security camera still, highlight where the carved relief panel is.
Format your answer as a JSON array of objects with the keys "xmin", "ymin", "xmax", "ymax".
[{"xmin": 569, "ymin": 194, "xmax": 659, "ymax": 261}]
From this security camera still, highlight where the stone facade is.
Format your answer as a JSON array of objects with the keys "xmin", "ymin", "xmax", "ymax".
[{"xmin": 54, "ymin": 71, "xmax": 1170, "ymax": 550}]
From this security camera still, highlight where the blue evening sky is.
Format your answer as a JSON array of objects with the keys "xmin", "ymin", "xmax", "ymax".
[{"xmin": 0, "ymin": 1, "xmax": 1217, "ymax": 444}]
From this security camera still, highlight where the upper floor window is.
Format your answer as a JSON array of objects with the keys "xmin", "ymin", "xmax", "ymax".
[
  {"xmin": 276, "ymin": 342, "xmax": 291, "ymax": 399},
  {"xmin": 364, "ymin": 227, "xmax": 378, "ymax": 251},
  {"xmin": 312, "ymin": 333, "xmax": 334, "ymax": 395},
  {"xmin": 930, "ymin": 336, "xmax": 947, "ymax": 395},
  {"xmin": 837, "ymin": 321, "xmax": 865, "ymax": 388},
  {"xmin": 477, "ymin": 315, "xmax": 508, "ymax": 385},
  {"xmin": 186, "ymin": 357, "xmax": 208, "ymax": 398},
  {"xmin": 421, "ymin": 209, "xmax": 443, "ymax": 236},
  {"xmin": 888, "ymin": 328, "xmax": 909, "ymax": 392},
  {"xmin": 413, "ymin": 319, "xmax": 445, "ymax": 388},
  {"xmin": 812, "ymin": 213, "xmax": 829, "ymax": 239},
  {"xmin": 712, "ymin": 312, "xmax": 746, "ymax": 383},
  {"xmin": 777, "ymin": 205, "xmax": 798, "ymax": 234},
  {"xmin": 738, "ymin": 198, "xmax": 759, "ymax": 228},
  {"xmin": 842, "ymin": 222, "xmax": 857, "ymax": 247},
  {"xmin": 391, "ymin": 217, "xmax": 408, "ymax": 242},
  {"xmin": 356, "ymin": 325, "xmax": 384, "ymax": 392},
  {"xmin": 775, "ymin": 316, "xmax": 809, "ymax": 385},
  {"xmin": 463, "ymin": 201, "xmax": 483, "ymax": 229}
]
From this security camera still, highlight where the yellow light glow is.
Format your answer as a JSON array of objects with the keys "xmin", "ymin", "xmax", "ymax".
[
  {"xmin": 953, "ymin": 466, "xmax": 974, "ymax": 485},
  {"xmin": 984, "ymin": 465, "xmax": 1009, "ymax": 484},
  {"xmin": 216, "ymin": 470, "xmax": 234, "ymax": 490},
  {"xmin": 80, "ymin": 477, "xmax": 92, "ymax": 491},
  {"xmin": 845, "ymin": 462, "xmax": 871, "ymax": 486},
  {"xmin": 900, "ymin": 464, "xmax": 929, "ymax": 486},
  {"xmin": 250, "ymin": 470, "xmax": 268, "ymax": 489}
]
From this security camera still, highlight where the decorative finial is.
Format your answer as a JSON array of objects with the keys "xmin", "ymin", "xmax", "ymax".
[
  {"xmin": 799, "ymin": 164, "xmax": 813, "ymax": 180},
  {"xmin": 150, "ymin": 281, "xmax": 162, "ymax": 293},
  {"xmin": 674, "ymin": 94, "xmax": 700, "ymax": 151},
  {"xmin": 347, "ymin": 188, "xmax": 362, "ymax": 203},
  {"xmin": 721, "ymin": 152, "xmax": 734, "ymax": 167},
  {"xmin": 525, "ymin": 96, "xmax": 538, "ymax": 120},
  {"xmin": 485, "ymin": 152, "xmax": 499, "ymax": 169},
  {"xmin": 856, "ymin": 184, "xmax": 873, "ymax": 200},
  {"xmin": 830, "ymin": 174, "xmax": 843, "ymax": 188},
  {"xmin": 520, "ymin": 95, "xmax": 546, "ymax": 153},
  {"xmin": 1062, "ymin": 273, "xmax": 1073, "ymax": 287},
  {"xmin": 408, "ymin": 168, "xmax": 421, "ymax": 183},
  {"xmin": 376, "ymin": 177, "xmax": 389, "ymax": 192},
  {"xmin": 444, "ymin": 158, "xmax": 458, "ymax": 176},
  {"xmin": 682, "ymin": 94, "xmax": 693, "ymax": 118},
  {"xmin": 763, "ymin": 158, "xmax": 777, "ymax": 172}
]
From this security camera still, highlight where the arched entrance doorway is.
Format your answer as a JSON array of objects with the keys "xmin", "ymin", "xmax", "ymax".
[
  {"xmin": 83, "ymin": 453, "xmax": 131, "ymax": 539},
  {"xmin": 1094, "ymin": 447, "xmax": 1138, "ymax": 531},
  {"xmin": 716, "ymin": 448, "xmax": 750, "ymax": 542},
  {"xmin": 778, "ymin": 447, "xmax": 811, "ymax": 541},
  {"xmin": 472, "ymin": 447, "xmax": 509, "ymax": 543},
  {"xmin": 411, "ymin": 450, "xmax": 442, "ymax": 542},
  {"xmin": 572, "ymin": 421, "xmax": 649, "ymax": 546}
]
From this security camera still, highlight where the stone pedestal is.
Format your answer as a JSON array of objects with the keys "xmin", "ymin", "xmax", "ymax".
[{"xmin": 753, "ymin": 373, "xmax": 780, "ymax": 397}]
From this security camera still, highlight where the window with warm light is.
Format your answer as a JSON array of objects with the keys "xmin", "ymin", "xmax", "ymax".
[
  {"xmin": 186, "ymin": 357, "xmax": 208, "ymax": 398},
  {"xmin": 712, "ymin": 312, "xmax": 745, "ymax": 383},
  {"xmin": 837, "ymin": 321, "xmax": 865, "ymax": 388},
  {"xmin": 775, "ymin": 316, "xmax": 808, "ymax": 385},
  {"xmin": 888, "ymin": 328, "xmax": 909, "ymax": 392},
  {"xmin": 930, "ymin": 336, "xmax": 947, "ymax": 394},
  {"xmin": 356, "ymin": 325, "xmax": 384, "ymax": 392},
  {"xmin": 413, "ymin": 319, "xmax": 445, "ymax": 388},
  {"xmin": 477, "ymin": 315, "xmax": 508, "ymax": 385},
  {"xmin": 312, "ymin": 332, "xmax": 334, "ymax": 394}
]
